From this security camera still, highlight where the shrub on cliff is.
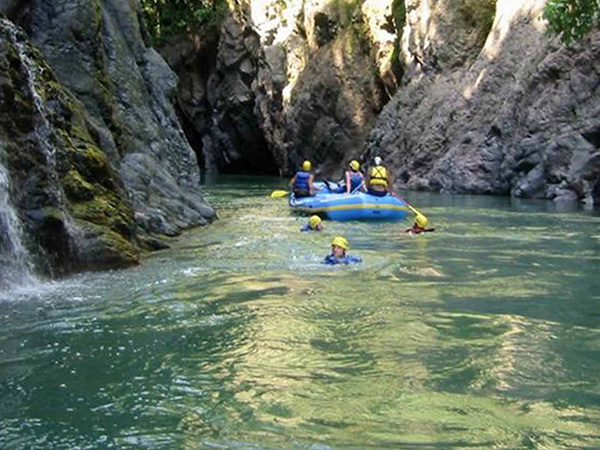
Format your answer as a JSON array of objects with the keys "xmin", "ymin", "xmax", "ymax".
[
  {"xmin": 140, "ymin": 0, "xmax": 227, "ymax": 44},
  {"xmin": 544, "ymin": 0, "xmax": 600, "ymax": 44}
]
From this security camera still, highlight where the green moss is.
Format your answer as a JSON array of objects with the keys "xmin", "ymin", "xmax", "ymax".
[
  {"xmin": 96, "ymin": 227, "xmax": 139, "ymax": 266},
  {"xmin": 390, "ymin": 0, "xmax": 406, "ymax": 82},
  {"xmin": 63, "ymin": 169, "xmax": 95, "ymax": 201},
  {"xmin": 70, "ymin": 189, "xmax": 134, "ymax": 233},
  {"xmin": 38, "ymin": 206, "xmax": 64, "ymax": 224},
  {"xmin": 72, "ymin": 143, "xmax": 111, "ymax": 185},
  {"xmin": 76, "ymin": 221, "xmax": 140, "ymax": 268},
  {"xmin": 337, "ymin": 0, "xmax": 364, "ymax": 27},
  {"xmin": 392, "ymin": 0, "xmax": 406, "ymax": 31}
]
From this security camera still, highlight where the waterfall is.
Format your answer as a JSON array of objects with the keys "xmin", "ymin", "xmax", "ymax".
[
  {"xmin": 0, "ymin": 161, "xmax": 37, "ymax": 290},
  {"xmin": 3, "ymin": 20, "xmax": 82, "ymax": 262},
  {"xmin": 6, "ymin": 22, "xmax": 61, "ymax": 201}
]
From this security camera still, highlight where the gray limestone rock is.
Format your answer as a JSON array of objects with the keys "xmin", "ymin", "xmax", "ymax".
[
  {"xmin": 365, "ymin": 0, "xmax": 600, "ymax": 206},
  {"xmin": 10, "ymin": 0, "xmax": 215, "ymax": 234}
]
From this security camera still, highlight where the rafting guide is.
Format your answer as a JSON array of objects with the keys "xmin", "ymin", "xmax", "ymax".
[{"xmin": 366, "ymin": 156, "xmax": 391, "ymax": 197}]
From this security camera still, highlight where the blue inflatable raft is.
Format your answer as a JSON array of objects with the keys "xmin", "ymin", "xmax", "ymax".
[{"xmin": 290, "ymin": 182, "xmax": 410, "ymax": 221}]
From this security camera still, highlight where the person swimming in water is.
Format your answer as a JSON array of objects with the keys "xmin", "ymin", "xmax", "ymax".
[
  {"xmin": 405, "ymin": 213, "xmax": 435, "ymax": 234},
  {"xmin": 324, "ymin": 236, "xmax": 362, "ymax": 265},
  {"xmin": 301, "ymin": 215, "xmax": 323, "ymax": 232}
]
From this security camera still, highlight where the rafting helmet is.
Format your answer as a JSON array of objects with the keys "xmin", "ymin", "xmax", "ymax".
[
  {"xmin": 308, "ymin": 215, "xmax": 322, "ymax": 230},
  {"xmin": 331, "ymin": 236, "xmax": 349, "ymax": 251},
  {"xmin": 349, "ymin": 160, "xmax": 360, "ymax": 171},
  {"xmin": 415, "ymin": 214, "xmax": 429, "ymax": 229},
  {"xmin": 302, "ymin": 160, "xmax": 312, "ymax": 171},
  {"xmin": 373, "ymin": 156, "xmax": 382, "ymax": 166}
]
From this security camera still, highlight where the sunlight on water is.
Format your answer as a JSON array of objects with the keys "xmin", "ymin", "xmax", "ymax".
[{"xmin": 0, "ymin": 175, "xmax": 599, "ymax": 449}]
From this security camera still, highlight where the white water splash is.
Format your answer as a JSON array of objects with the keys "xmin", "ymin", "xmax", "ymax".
[
  {"xmin": 4, "ymin": 20, "xmax": 83, "ymax": 259},
  {"xmin": 0, "ymin": 162, "xmax": 38, "ymax": 291}
]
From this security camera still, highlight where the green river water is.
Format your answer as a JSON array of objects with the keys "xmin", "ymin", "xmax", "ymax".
[{"xmin": 1, "ymin": 175, "xmax": 599, "ymax": 449}]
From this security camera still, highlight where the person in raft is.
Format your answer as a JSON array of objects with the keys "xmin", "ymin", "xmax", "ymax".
[
  {"xmin": 366, "ymin": 156, "xmax": 391, "ymax": 197},
  {"xmin": 345, "ymin": 160, "xmax": 365, "ymax": 194},
  {"xmin": 324, "ymin": 236, "xmax": 362, "ymax": 265},
  {"xmin": 406, "ymin": 213, "xmax": 436, "ymax": 234},
  {"xmin": 290, "ymin": 160, "xmax": 316, "ymax": 198},
  {"xmin": 301, "ymin": 215, "xmax": 323, "ymax": 232}
]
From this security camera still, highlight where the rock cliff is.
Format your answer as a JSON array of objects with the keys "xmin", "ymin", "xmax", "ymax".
[
  {"xmin": 163, "ymin": 0, "xmax": 599, "ymax": 205},
  {"xmin": 0, "ymin": 0, "xmax": 215, "ymax": 282},
  {"xmin": 163, "ymin": 0, "xmax": 399, "ymax": 177},
  {"xmin": 0, "ymin": 17, "xmax": 138, "ymax": 279},
  {"xmin": 365, "ymin": 0, "xmax": 600, "ymax": 205}
]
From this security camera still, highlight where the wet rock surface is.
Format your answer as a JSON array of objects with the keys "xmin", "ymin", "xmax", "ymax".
[
  {"xmin": 0, "ymin": 0, "xmax": 216, "ymax": 279},
  {"xmin": 10, "ymin": 0, "xmax": 215, "ymax": 235},
  {"xmin": 0, "ymin": 18, "xmax": 138, "ymax": 276}
]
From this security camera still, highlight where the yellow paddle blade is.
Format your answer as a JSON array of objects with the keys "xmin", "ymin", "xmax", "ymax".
[
  {"xmin": 271, "ymin": 190, "xmax": 289, "ymax": 198},
  {"xmin": 407, "ymin": 204, "xmax": 421, "ymax": 216},
  {"xmin": 406, "ymin": 204, "xmax": 428, "ymax": 224}
]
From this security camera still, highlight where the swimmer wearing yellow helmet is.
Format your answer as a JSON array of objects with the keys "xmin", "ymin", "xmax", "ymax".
[
  {"xmin": 300, "ymin": 215, "xmax": 323, "ymax": 232},
  {"xmin": 405, "ymin": 213, "xmax": 435, "ymax": 234},
  {"xmin": 324, "ymin": 236, "xmax": 362, "ymax": 265}
]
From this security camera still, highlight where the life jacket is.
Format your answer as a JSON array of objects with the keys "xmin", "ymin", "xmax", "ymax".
[
  {"xmin": 406, "ymin": 226, "xmax": 436, "ymax": 234},
  {"xmin": 324, "ymin": 254, "xmax": 363, "ymax": 265},
  {"xmin": 369, "ymin": 165, "xmax": 388, "ymax": 188},
  {"xmin": 348, "ymin": 171, "xmax": 364, "ymax": 192},
  {"xmin": 293, "ymin": 171, "xmax": 311, "ymax": 195},
  {"xmin": 300, "ymin": 224, "xmax": 321, "ymax": 232}
]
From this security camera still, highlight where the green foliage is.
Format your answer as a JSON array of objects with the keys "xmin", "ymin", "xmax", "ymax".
[
  {"xmin": 390, "ymin": 0, "xmax": 406, "ymax": 82},
  {"xmin": 543, "ymin": 0, "xmax": 600, "ymax": 44},
  {"xmin": 140, "ymin": 0, "xmax": 227, "ymax": 45},
  {"xmin": 392, "ymin": 0, "xmax": 406, "ymax": 31}
]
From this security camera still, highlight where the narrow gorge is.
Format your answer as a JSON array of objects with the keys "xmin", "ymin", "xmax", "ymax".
[{"xmin": 156, "ymin": 0, "xmax": 599, "ymax": 201}]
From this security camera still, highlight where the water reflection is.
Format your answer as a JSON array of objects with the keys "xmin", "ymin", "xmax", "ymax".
[{"xmin": 0, "ymin": 175, "xmax": 599, "ymax": 449}]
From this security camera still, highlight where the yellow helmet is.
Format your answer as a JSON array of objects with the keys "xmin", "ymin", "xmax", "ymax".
[
  {"xmin": 331, "ymin": 236, "xmax": 349, "ymax": 251},
  {"xmin": 308, "ymin": 215, "xmax": 322, "ymax": 229},
  {"xmin": 349, "ymin": 160, "xmax": 360, "ymax": 171},
  {"xmin": 302, "ymin": 160, "xmax": 312, "ymax": 171},
  {"xmin": 415, "ymin": 214, "xmax": 429, "ymax": 229}
]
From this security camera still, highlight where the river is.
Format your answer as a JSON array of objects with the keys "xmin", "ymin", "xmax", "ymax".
[{"xmin": 1, "ymin": 175, "xmax": 599, "ymax": 449}]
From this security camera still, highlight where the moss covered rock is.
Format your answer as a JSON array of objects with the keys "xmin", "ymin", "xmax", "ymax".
[{"xmin": 0, "ymin": 17, "xmax": 140, "ymax": 276}]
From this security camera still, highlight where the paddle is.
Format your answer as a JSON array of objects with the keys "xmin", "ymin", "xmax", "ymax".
[
  {"xmin": 391, "ymin": 193, "xmax": 428, "ymax": 223},
  {"xmin": 271, "ymin": 190, "xmax": 289, "ymax": 198}
]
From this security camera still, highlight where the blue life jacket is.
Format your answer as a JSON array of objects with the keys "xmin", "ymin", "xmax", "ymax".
[
  {"xmin": 300, "ymin": 224, "xmax": 315, "ymax": 232},
  {"xmin": 293, "ymin": 171, "xmax": 311, "ymax": 195},
  {"xmin": 348, "ymin": 172, "xmax": 364, "ymax": 192},
  {"xmin": 324, "ymin": 254, "xmax": 363, "ymax": 265}
]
